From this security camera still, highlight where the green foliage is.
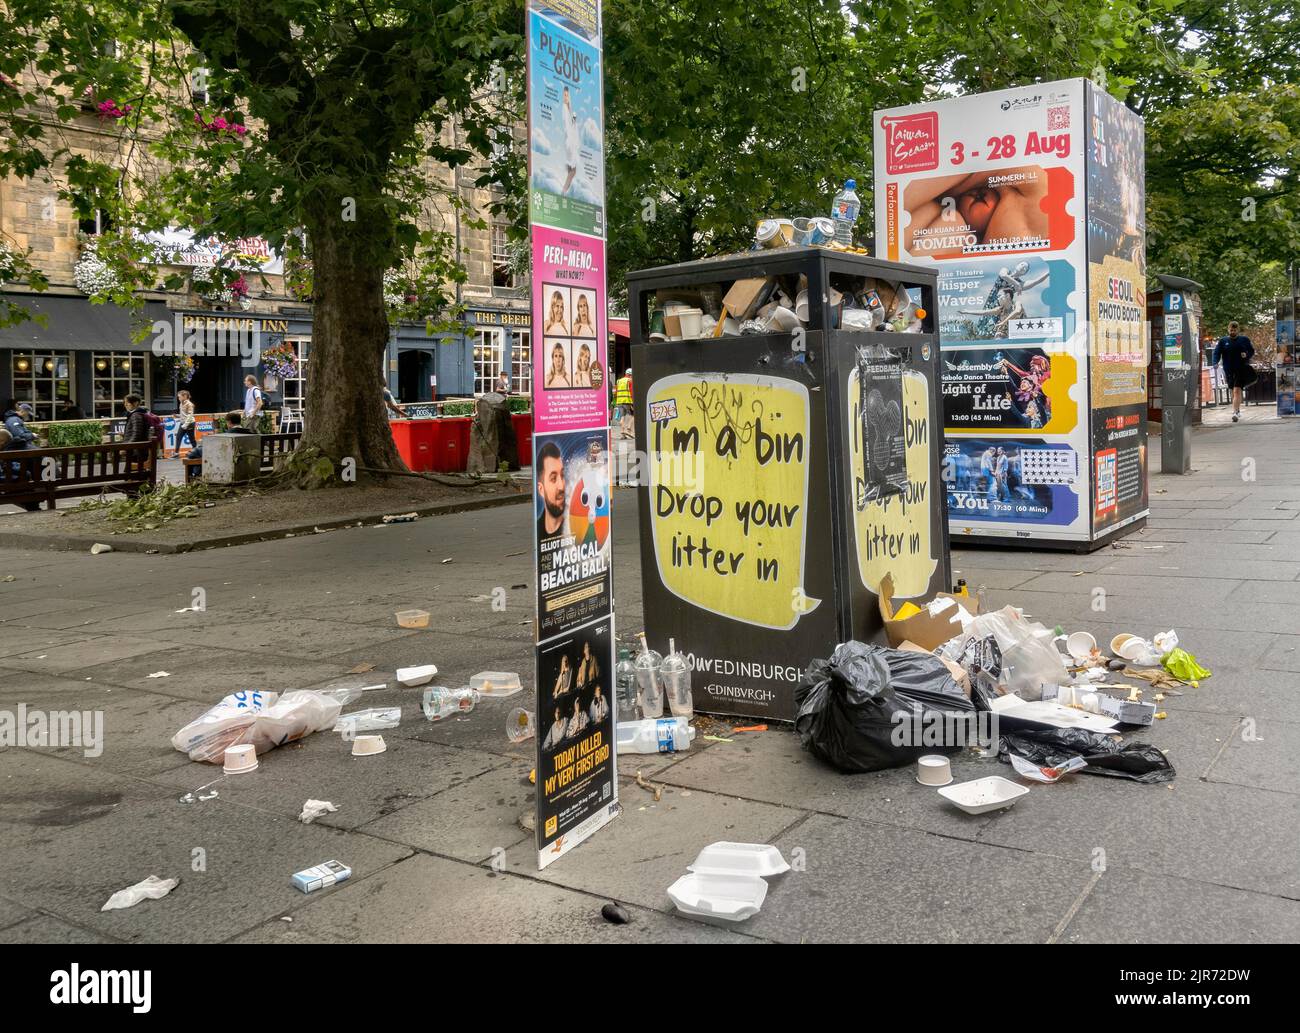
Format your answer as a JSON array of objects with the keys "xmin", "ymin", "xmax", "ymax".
[
  {"xmin": 40, "ymin": 422, "xmax": 105, "ymax": 447},
  {"xmin": 75, "ymin": 480, "xmax": 216, "ymax": 531},
  {"xmin": 506, "ymin": 396, "xmax": 530, "ymax": 413},
  {"xmin": 439, "ymin": 402, "xmax": 475, "ymax": 417}
]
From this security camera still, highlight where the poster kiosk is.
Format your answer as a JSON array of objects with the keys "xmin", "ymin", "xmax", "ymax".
[
  {"xmin": 874, "ymin": 78, "xmax": 1150, "ymax": 551},
  {"xmin": 629, "ymin": 248, "xmax": 951, "ymax": 723}
]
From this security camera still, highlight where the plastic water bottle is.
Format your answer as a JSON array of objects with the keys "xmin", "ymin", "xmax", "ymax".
[
  {"xmin": 830, "ymin": 178, "xmax": 861, "ymax": 245},
  {"xmin": 422, "ymin": 686, "xmax": 479, "ymax": 722},
  {"xmin": 616, "ymin": 717, "xmax": 696, "ymax": 755},
  {"xmin": 634, "ymin": 632, "xmax": 664, "ymax": 718},
  {"xmin": 662, "ymin": 638, "xmax": 693, "ymax": 718},
  {"xmin": 614, "ymin": 647, "xmax": 638, "ymax": 720}
]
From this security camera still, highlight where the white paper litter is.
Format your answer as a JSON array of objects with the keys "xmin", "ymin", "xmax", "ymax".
[
  {"xmin": 1008, "ymin": 752, "xmax": 1088, "ymax": 783},
  {"xmin": 299, "ymin": 799, "xmax": 339, "ymax": 824},
  {"xmin": 102, "ymin": 875, "xmax": 178, "ymax": 911}
]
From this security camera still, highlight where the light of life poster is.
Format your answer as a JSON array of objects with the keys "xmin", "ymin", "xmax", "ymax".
[
  {"xmin": 532, "ymin": 225, "xmax": 608, "ymax": 434},
  {"xmin": 528, "ymin": 10, "xmax": 605, "ymax": 238}
]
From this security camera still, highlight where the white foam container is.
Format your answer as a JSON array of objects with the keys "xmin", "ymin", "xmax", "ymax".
[
  {"xmin": 687, "ymin": 842, "xmax": 790, "ymax": 878},
  {"xmin": 667, "ymin": 871, "xmax": 767, "ymax": 922},
  {"xmin": 396, "ymin": 664, "xmax": 438, "ymax": 687},
  {"xmin": 937, "ymin": 776, "xmax": 1029, "ymax": 815}
]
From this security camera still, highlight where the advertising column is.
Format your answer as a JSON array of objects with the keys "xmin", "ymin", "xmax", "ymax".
[
  {"xmin": 527, "ymin": 0, "xmax": 617, "ymax": 868},
  {"xmin": 1085, "ymin": 81, "xmax": 1149, "ymax": 536},
  {"xmin": 874, "ymin": 78, "xmax": 1148, "ymax": 547}
]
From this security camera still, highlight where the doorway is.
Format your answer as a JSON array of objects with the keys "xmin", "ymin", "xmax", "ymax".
[{"xmin": 398, "ymin": 349, "xmax": 434, "ymax": 403}]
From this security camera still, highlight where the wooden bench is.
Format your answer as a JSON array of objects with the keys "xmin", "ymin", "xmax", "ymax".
[
  {"xmin": 182, "ymin": 432, "xmax": 302, "ymax": 483},
  {"xmin": 0, "ymin": 441, "xmax": 158, "ymax": 510}
]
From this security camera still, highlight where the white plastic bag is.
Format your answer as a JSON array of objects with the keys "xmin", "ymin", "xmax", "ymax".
[
  {"xmin": 102, "ymin": 875, "xmax": 178, "ymax": 911},
  {"xmin": 171, "ymin": 689, "xmax": 343, "ymax": 763},
  {"xmin": 942, "ymin": 606, "xmax": 1067, "ymax": 700}
]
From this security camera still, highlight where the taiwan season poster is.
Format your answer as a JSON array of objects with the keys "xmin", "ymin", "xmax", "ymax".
[
  {"xmin": 527, "ymin": 10, "xmax": 605, "ymax": 237},
  {"xmin": 943, "ymin": 438, "xmax": 1081, "ymax": 526},
  {"xmin": 534, "ymin": 428, "xmax": 613, "ymax": 641}
]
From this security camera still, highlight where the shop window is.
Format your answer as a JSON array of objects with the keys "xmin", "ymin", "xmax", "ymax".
[
  {"xmin": 511, "ymin": 330, "xmax": 532, "ymax": 395},
  {"xmin": 474, "ymin": 328, "xmax": 504, "ymax": 395},
  {"xmin": 91, "ymin": 351, "xmax": 146, "ymax": 418},
  {"xmin": 10, "ymin": 351, "xmax": 73, "ymax": 421}
]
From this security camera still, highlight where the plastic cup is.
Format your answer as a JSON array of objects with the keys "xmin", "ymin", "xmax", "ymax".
[
  {"xmin": 223, "ymin": 743, "xmax": 258, "ymax": 775},
  {"xmin": 916, "ymin": 754, "xmax": 953, "ymax": 786},
  {"xmin": 506, "ymin": 708, "xmax": 535, "ymax": 744},
  {"xmin": 351, "ymin": 734, "xmax": 387, "ymax": 757}
]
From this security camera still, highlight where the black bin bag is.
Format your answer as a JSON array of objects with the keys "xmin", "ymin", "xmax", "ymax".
[
  {"xmin": 999, "ymin": 728, "xmax": 1175, "ymax": 784},
  {"xmin": 794, "ymin": 641, "xmax": 975, "ymax": 773}
]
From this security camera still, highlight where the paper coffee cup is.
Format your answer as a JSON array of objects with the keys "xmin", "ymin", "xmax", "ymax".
[
  {"xmin": 352, "ymin": 734, "xmax": 387, "ymax": 757},
  {"xmin": 678, "ymin": 308, "xmax": 704, "ymax": 338},
  {"xmin": 916, "ymin": 754, "xmax": 953, "ymax": 787},
  {"xmin": 223, "ymin": 743, "xmax": 258, "ymax": 775},
  {"xmin": 1066, "ymin": 631, "xmax": 1097, "ymax": 662}
]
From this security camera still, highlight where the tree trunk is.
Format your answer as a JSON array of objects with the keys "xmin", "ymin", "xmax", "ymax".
[{"xmin": 299, "ymin": 204, "xmax": 407, "ymax": 474}]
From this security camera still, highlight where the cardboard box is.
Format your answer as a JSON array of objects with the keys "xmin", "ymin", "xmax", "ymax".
[
  {"xmin": 899, "ymin": 639, "xmax": 971, "ymax": 697},
  {"xmin": 722, "ymin": 277, "xmax": 776, "ymax": 320},
  {"xmin": 878, "ymin": 572, "xmax": 977, "ymax": 651}
]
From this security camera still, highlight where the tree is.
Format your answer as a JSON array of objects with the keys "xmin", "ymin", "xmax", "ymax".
[{"xmin": 1, "ymin": 1, "xmax": 524, "ymax": 473}]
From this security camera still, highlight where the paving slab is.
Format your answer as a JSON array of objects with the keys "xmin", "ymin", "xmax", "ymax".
[
  {"xmin": 1, "ymin": 635, "xmax": 171, "ymax": 674},
  {"xmin": 240, "ymin": 853, "xmax": 751, "ymax": 943},
  {"xmin": 357, "ymin": 762, "xmax": 535, "ymax": 863},
  {"xmin": 1057, "ymin": 871, "xmax": 1300, "ymax": 944},
  {"xmin": 745, "ymin": 812, "xmax": 1093, "ymax": 943},
  {"xmin": 513, "ymin": 780, "xmax": 804, "ymax": 915},
  {"xmin": 0, "ymin": 915, "xmax": 120, "ymax": 943},
  {"xmin": 1204, "ymin": 716, "xmax": 1300, "ymax": 794},
  {"xmin": 0, "ymin": 751, "xmax": 412, "ymax": 943},
  {"xmin": 149, "ymin": 733, "xmax": 509, "ymax": 830}
]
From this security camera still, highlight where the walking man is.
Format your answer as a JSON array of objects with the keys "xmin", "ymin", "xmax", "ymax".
[
  {"xmin": 1212, "ymin": 321, "xmax": 1255, "ymax": 422},
  {"xmin": 243, "ymin": 375, "xmax": 264, "ymax": 430}
]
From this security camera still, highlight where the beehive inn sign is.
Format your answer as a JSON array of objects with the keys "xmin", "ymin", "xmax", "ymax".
[{"xmin": 150, "ymin": 313, "xmax": 289, "ymax": 365}]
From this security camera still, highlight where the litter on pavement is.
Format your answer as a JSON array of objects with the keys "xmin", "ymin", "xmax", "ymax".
[
  {"xmin": 299, "ymin": 800, "xmax": 339, "ymax": 824},
  {"xmin": 102, "ymin": 875, "xmax": 178, "ymax": 911},
  {"xmin": 667, "ymin": 842, "xmax": 788, "ymax": 923}
]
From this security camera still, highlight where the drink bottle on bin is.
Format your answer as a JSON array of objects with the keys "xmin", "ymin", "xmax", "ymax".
[
  {"xmin": 661, "ymin": 638, "xmax": 693, "ymax": 718},
  {"xmin": 633, "ymin": 632, "xmax": 664, "ymax": 718},
  {"xmin": 830, "ymin": 178, "xmax": 861, "ymax": 245}
]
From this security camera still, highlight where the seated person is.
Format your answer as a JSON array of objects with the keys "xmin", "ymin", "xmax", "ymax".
[{"xmin": 184, "ymin": 411, "xmax": 255, "ymax": 477}]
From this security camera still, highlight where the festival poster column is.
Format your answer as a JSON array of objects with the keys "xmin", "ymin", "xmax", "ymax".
[
  {"xmin": 874, "ymin": 81, "xmax": 1095, "ymax": 545},
  {"xmin": 527, "ymin": 0, "xmax": 617, "ymax": 869},
  {"xmin": 1084, "ymin": 80, "xmax": 1149, "ymax": 536}
]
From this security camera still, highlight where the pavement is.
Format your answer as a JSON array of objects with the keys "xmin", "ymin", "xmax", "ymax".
[{"xmin": 0, "ymin": 419, "xmax": 1297, "ymax": 943}]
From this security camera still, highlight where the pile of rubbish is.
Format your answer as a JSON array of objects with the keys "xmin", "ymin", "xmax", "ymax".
[{"xmin": 794, "ymin": 575, "xmax": 1211, "ymax": 798}]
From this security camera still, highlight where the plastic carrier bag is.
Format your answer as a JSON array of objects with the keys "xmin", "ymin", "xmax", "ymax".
[{"xmin": 171, "ymin": 689, "xmax": 343, "ymax": 763}]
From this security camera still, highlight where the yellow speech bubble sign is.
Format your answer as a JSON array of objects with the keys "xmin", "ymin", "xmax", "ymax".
[
  {"xmin": 849, "ymin": 367, "xmax": 938, "ymax": 599},
  {"xmin": 646, "ymin": 373, "xmax": 820, "ymax": 630}
]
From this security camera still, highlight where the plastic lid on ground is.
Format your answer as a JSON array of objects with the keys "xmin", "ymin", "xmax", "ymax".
[
  {"xmin": 686, "ymin": 842, "xmax": 790, "ymax": 878},
  {"xmin": 469, "ymin": 671, "xmax": 522, "ymax": 697}
]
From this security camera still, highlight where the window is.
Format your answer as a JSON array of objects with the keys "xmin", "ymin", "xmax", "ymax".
[
  {"xmin": 473, "ymin": 328, "xmax": 504, "ymax": 395},
  {"xmin": 90, "ymin": 352, "xmax": 145, "ymax": 418},
  {"xmin": 78, "ymin": 208, "xmax": 114, "ymax": 236},
  {"xmin": 491, "ymin": 221, "xmax": 515, "ymax": 288},
  {"xmin": 511, "ymin": 330, "xmax": 532, "ymax": 395},
  {"xmin": 191, "ymin": 66, "xmax": 209, "ymax": 104},
  {"xmin": 281, "ymin": 339, "xmax": 310, "ymax": 414},
  {"xmin": 10, "ymin": 351, "xmax": 73, "ymax": 421}
]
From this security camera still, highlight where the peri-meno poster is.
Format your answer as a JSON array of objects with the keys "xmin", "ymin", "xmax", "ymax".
[{"xmin": 875, "ymin": 80, "xmax": 1097, "ymax": 542}]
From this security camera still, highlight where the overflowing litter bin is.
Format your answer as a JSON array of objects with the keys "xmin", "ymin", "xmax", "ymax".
[{"xmin": 629, "ymin": 246, "xmax": 952, "ymax": 721}]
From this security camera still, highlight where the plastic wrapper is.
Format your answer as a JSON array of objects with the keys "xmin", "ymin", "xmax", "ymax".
[
  {"xmin": 1161, "ymin": 648, "xmax": 1210, "ymax": 684},
  {"xmin": 794, "ymin": 641, "xmax": 975, "ymax": 773},
  {"xmin": 940, "ymin": 606, "xmax": 1067, "ymax": 700},
  {"xmin": 171, "ymin": 689, "xmax": 344, "ymax": 763},
  {"xmin": 998, "ymin": 728, "xmax": 1175, "ymax": 783}
]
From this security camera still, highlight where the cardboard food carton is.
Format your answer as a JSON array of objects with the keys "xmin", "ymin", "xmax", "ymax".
[
  {"xmin": 722, "ymin": 277, "xmax": 776, "ymax": 320},
  {"xmin": 878, "ymin": 572, "xmax": 978, "ymax": 651}
]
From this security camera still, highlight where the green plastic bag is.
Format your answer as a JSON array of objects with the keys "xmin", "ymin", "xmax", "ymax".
[{"xmin": 1162, "ymin": 648, "xmax": 1210, "ymax": 685}]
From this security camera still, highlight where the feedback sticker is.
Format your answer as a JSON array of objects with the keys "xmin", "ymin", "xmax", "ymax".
[{"xmin": 647, "ymin": 373, "xmax": 820, "ymax": 630}]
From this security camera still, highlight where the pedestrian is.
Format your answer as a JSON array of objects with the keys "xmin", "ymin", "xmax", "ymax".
[
  {"xmin": 176, "ymin": 389, "xmax": 197, "ymax": 451},
  {"xmin": 495, "ymin": 371, "xmax": 511, "ymax": 395},
  {"xmin": 243, "ymin": 374, "xmax": 264, "ymax": 430},
  {"xmin": 613, "ymin": 367, "xmax": 633, "ymax": 439},
  {"xmin": 1, "ymin": 403, "xmax": 41, "ymax": 511},
  {"xmin": 381, "ymin": 377, "xmax": 404, "ymax": 418},
  {"xmin": 121, "ymin": 394, "xmax": 153, "ymax": 443},
  {"xmin": 1211, "ymin": 320, "xmax": 1256, "ymax": 422}
]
